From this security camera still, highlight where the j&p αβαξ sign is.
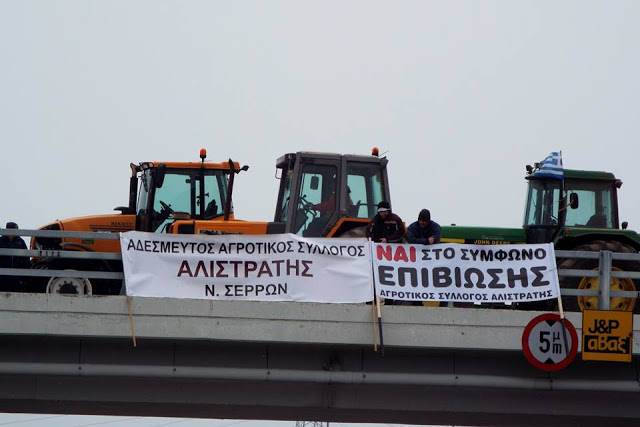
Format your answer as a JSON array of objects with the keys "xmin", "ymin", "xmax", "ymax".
[{"xmin": 582, "ymin": 309, "xmax": 633, "ymax": 362}]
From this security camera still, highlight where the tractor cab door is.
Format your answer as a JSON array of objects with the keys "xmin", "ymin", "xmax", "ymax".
[
  {"xmin": 294, "ymin": 160, "xmax": 341, "ymax": 237},
  {"xmin": 274, "ymin": 153, "xmax": 341, "ymax": 237},
  {"xmin": 523, "ymin": 177, "xmax": 563, "ymax": 243},
  {"xmin": 343, "ymin": 159, "xmax": 389, "ymax": 220}
]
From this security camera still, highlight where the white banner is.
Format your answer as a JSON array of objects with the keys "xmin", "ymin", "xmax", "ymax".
[
  {"xmin": 372, "ymin": 243, "xmax": 560, "ymax": 304},
  {"xmin": 120, "ymin": 231, "xmax": 373, "ymax": 303}
]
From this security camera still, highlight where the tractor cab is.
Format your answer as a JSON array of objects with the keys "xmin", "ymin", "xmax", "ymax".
[
  {"xmin": 524, "ymin": 167, "xmax": 621, "ymax": 244},
  {"xmin": 274, "ymin": 149, "xmax": 390, "ymax": 237},
  {"xmin": 132, "ymin": 151, "xmax": 241, "ymax": 233}
]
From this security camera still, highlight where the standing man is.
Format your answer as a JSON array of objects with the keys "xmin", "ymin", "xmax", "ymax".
[
  {"xmin": 0, "ymin": 222, "xmax": 29, "ymax": 292},
  {"xmin": 407, "ymin": 209, "xmax": 441, "ymax": 245},
  {"xmin": 366, "ymin": 201, "xmax": 405, "ymax": 243}
]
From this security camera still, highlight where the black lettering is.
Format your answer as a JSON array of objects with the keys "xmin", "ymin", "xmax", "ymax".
[
  {"xmin": 531, "ymin": 266, "xmax": 549, "ymax": 287},
  {"xmin": 480, "ymin": 250, "xmax": 494, "ymax": 262},
  {"xmin": 443, "ymin": 247, "xmax": 455, "ymax": 259},
  {"xmin": 464, "ymin": 268, "xmax": 485, "ymax": 289},
  {"xmin": 494, "ymin": 250, "xmax": 507, "ymax": 261},
  {"xmin": 378, "ymin": 266, "xmax": 395, "ymax": 286},
  {"xmin": 278, "ymin": 283, "xmax": 287, "ymax": 294},
  {"xmin": 487, "ymin": 268, "xmax": 503, "ymax": 288},
  {"xmin": 507, "ymin": 267, "xmax": 529, "ymax": 288},
  {"xmin": 398, "ymin": 267, "xmax": 418, "ymax": 288},
  {"xmin": 433, "ymin": 267, "xmax": 452, "ymax": 288}
]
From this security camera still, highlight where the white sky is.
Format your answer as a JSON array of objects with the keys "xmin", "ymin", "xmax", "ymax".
[{"xmin": 0, "ymin": 0, "xmax": 639, "ymax": 425}]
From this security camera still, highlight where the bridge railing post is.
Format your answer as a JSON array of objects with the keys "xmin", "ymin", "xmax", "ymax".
[{"xmin": 597, "ymin": 250, "xmax": 612, "ymax": 310}]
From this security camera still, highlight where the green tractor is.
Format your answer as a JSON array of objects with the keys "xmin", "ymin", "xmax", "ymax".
[{"xmin": 440, "ymin": 159, "xmax": 640, "ymax": 312}]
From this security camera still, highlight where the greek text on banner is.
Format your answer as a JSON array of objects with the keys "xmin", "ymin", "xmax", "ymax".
[
  {"xmin": 372, "ymin": 243, "xmax": 560, "ymax": 303},
  {"xmin": 120, "ymin": 231, "xmax": 373, "ymax": 303}
]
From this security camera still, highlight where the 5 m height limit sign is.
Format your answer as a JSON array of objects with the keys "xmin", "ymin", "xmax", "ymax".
[{"xmin": 522, "ymin": 313, "xmax": 578, "ymax": 372}]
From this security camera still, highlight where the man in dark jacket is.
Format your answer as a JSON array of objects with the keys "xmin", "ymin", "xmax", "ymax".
[
  {"xmin": 407, "ymin": 209, "xmax": 441, "ymax": 245},
  {"xmin": 366, "ymin": 201, "xmax": 405, "ymax": 243},
  {"xmin": 0, "ymin": 222, "xmax": 29, "ymax": 292}
]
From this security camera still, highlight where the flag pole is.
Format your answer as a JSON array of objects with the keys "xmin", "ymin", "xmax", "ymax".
[
  {"xmin": 376, "ymin": 294, "xmax": 385, "ymax": 356},
  {"xmin": 371, "ymin": 297, "xmax": 378, "ymax": 352},
  {"xmin": 557, "ymin": 294, "xmax": 569, "ymax": 357},
  {"xmin": 127, "ymin": 296, "xmax": 137, "ymax": 348},
  {"xmin": 369, "ymin": 239, "xmax": 384, "ymax": 355}
]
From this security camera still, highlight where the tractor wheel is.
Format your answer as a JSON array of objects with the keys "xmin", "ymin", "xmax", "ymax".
[
  {"xmin": 46, "ymin": 275, "xmax": 93, "ymax": 296},
  {"xmin": 29, "ymin": 257, "xmax": 120, "ymax": 295},
  {"xmin": 558, "ymin": 240, "xmax": 640, "ymax": 313}
]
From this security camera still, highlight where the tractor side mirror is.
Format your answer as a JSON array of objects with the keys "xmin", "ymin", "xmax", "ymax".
[
  {"xmin": 310, "ymin": 176, "xmax": 319, "ymax": 190},
  {"xmin": 569, "ymin": 192, "xmax": 579, "ymax": 209},
  {"xmin": 154, "ymin": 164, "xmax": 167, "ymax": 189}
]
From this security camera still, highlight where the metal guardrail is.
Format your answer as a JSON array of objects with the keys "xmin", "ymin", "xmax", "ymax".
[
  {"xmin": 556, "ymin": 249, "xmax": 640, "ymax": 310},
  {"xmin": 0, "ymin": 228, "xmax": 123, "ymax": 282},
  {"xmin": 1, "ymin": 229, "xmax": 640, "ymax": 310}
]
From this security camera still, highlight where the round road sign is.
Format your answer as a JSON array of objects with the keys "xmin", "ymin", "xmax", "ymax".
[{"xmin": 522, "ymin": 313, "xmax": 578, "ymax": 372}]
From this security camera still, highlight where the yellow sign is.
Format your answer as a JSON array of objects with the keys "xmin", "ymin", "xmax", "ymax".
[{"xmin": 582, "ymin": 310, "xmax": 633, "ymax": 362}]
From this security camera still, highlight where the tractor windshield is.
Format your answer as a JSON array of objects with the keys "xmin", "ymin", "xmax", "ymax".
[
  {"xmin": 564, "ymin": 179, "xmax": 615, "ymax": 228},
  {"xmin": 137, "ymin": 168, "xmax": 230, "ymax": 232}
]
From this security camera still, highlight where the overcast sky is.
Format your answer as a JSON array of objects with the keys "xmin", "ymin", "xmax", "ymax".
[{"xmin": 1, "ymin": 0, "xmax": 639, "ymax": 425}]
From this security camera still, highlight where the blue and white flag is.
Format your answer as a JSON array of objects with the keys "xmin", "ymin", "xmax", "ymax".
[{"xmin": 534, "ymin": 151, "xmax": 563, "ymax": 179}]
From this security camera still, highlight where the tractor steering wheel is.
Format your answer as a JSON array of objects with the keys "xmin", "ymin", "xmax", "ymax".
[
  {"xmin": 159, "ymin": 200, "xmax": 174, "ymax": 217},
  {"xmin": 298, "ymin": 195, "xmax": 318, "ymax": 218}
]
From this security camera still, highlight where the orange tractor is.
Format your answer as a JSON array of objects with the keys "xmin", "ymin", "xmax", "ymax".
[{"xmin": 30, "ymin": 149, "xmax": 391, "ymax": 295}]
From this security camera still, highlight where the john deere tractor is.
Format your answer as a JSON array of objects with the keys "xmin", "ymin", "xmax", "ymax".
[{"xmin": 440, "ymin": 161, "xmax": 640, "ymax": 312}]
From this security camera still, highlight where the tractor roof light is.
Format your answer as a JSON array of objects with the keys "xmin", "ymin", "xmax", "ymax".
[{"xmin": 200, "ymin": 149, "xmax": 207, "ymax": 162}]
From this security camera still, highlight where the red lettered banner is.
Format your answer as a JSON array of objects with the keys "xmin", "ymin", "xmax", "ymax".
[
  {"xmin": 121, "ymin": 231, "xmax": 373, "ymax": 303},
  {"xmin": 372, "ymin": 243, "xmax": 560, "ymax": 303}
]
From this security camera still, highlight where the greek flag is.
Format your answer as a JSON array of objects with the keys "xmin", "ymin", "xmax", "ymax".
[{"xmin": 534, "ymin": 151, "xmax": 563, "ymax": 179}]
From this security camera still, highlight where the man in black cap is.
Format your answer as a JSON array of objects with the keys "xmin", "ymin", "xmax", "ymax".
[
  {"xmin": 0, "ymin": 222, "xmax": 29, "ymax": 292},
  {"xmin": 407, "ymin": 209, "xmax": 441, "ymax": 245},
  {"xmin": 365, "ymin": 201, "xmax": 405, "ymax": 243}
]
